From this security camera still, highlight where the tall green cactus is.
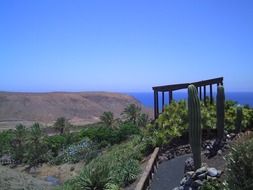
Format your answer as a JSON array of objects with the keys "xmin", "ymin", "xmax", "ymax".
[
  {"xmin": 188, "ymin": 84, "xmax": 202, "ymax": 170},
  {"xmin": 216, "ymin": 85, "xmax": 225, "ymax": 140},
  {"xmin": 235, "ymin": 106, "xmax": 243, "ymax": 133}
]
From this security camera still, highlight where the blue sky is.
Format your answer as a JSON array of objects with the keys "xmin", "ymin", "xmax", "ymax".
[{"xmin": 1, "ymin": 0, "xmax": 253, "ymax": 92}]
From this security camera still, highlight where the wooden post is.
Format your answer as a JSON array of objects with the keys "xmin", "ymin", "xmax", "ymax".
[
  {"xmin": 154, "ymin": 90, "xmax": 158, "ymax": 119},
  {"xmin": 162, "ymin": 91, "xmax": 165, "ymax": 111},
  {"xmin": 199, "ymin": 86, "xmax": 202, "ymax": 100},
  {"xmin": 204, "ymin": 85, "xmax": 206, "ymax": 104},
  {"xmin": 210, "ymin": 84, "xmax": 213, "ymax": 104},
  {"xmin": 169, "ymin": 90, "xmax": 173, "ymax": 104},
  {"xmin": 156, "ymin": 91, "xmax": 159, "ymax": 117}
]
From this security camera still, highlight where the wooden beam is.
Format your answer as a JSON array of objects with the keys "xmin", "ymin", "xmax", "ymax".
[{"xmin": 152, "ymin": 77, "xmax": 223, "ymax": 92}]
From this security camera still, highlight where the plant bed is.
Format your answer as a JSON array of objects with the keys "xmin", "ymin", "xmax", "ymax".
[{"xmin": 149, "ymin": 130, "xmax": 253, "ymax": 190}]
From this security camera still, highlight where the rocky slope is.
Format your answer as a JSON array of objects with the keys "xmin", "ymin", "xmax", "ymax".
[{"xmin": 0, "ymin": 92, "xmax": 152, "ymax": 129}]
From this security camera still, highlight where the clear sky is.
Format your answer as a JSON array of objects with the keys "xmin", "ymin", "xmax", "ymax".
[{"xmin": 1, "ymin": 0, "xmax": 253, "ymax": 92}]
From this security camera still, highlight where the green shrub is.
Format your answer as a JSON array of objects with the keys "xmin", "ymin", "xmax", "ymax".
[
  {"xmin": 0, "ymin": 130, "xmax": 14, "ymax": 156},
  {"xmin": 63, "ymin": 132, "xmax": 83, "ymax": 146},
  {"xmin": 60, "ymin": 137, "xmax": 142, "ymax": 189},
  {"xmin": 45, "ymin": 135, "xmax": 66, "ymax": 156},
  {"xmin": 111, "ymin": 158, "xmax": 140, "ymax": 186},
  {"xmin": 77, "ymin": 162, "xmax": 112, "ymax": 190},
  {"xmin": 50, "ymin": 138, "xmax": 99, "ymax": 165},
  {"xmin": 118, "ymin": 123, "xmax": 140, "ymax": 139},
  {"xmin": 81, "ymin": 126, "xmax": 117, "ymax": 144},
  {"xmin": 201, "ymin": 179, "xmax": 227, "ymax": 190},
  {"xmin": 226, "ymin": 136, "xmax": 253, "ymax": 190},
  {"xmin": 147, "ymin": 100, "xmax": 253, "ymax": 146},
  {"xmin": 81, "ymin": 122, "xmax": 140, "ymax": 147}
]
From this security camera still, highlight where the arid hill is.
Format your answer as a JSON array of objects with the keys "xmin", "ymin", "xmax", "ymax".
[{"xmin": 0, "ymin": 92, "xmax": 152, "ymax": 129}]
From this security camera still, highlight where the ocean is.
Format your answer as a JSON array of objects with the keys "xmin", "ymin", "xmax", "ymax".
[{"xmin": 127, "ymin": 92, "xmax": 253, "ymax": 108}]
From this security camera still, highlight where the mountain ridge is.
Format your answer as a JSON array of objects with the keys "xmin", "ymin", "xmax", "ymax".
[{"xmin": 0, "ymin": 92, "xmax": 152, "ymax": 129}]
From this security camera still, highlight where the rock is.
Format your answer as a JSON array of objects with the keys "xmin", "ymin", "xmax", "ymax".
[
  {"xmin": 207, "ymin": 175, "xmax": 217, "ymax": 180},
  {"xmin": 186, "ymin": 171, "xmax": 194, "ymax": 177},
  {"xmin": 195, "ymin": 167, "xmax": 207, "ymax": 176},
  {"xmin": 207, "ymin": 168, "xmax": 218, "ymax": 177},
  {"xmin": 45, "ymin": 176, "xmax": 60, "ymax": 186},
  {"xmin": 204, "ymin": 150, "xmax": 210, "ymax": 156},
  {"xmin": 216, "ymin": 170, "xmax": 222, "ymax": 177},
  {"xmin": 217, "ymin": 150, "xmax": 222, "ymax": 156},
  {"xmin": 192, "ymin": 180, "xmax": 204, "ymax": 188},
  {"xmin": 29, "ymin": 167, "xmax": 37, "ymax": 174},
  {"xmin": 184, "ymin": 157, "xmax": 194, "ymax": 173},
  {"xmin": 0, "ymin": 155, "xmax": 14, "ymax": 165},
  {"xmin": 197, "ymin": 172, "xmax": 207, "ymax": 180},
  {"xmin": 185, "ymin": 177, "xmax": 193, "ymax": 186},
  {"xmin": 159, "ymin": 155, "xmax": 168, "ymax": 162},
  {"xmin": 180, "ymin": 177, "xmax": 187, "ymax": 185},
  {"xmin": 70, "ymin": 166, "xmax": 75, "ymax": 171},
  {"xmin": 173, "ymin": 187, "xmax": 184, "ymax": 190}
]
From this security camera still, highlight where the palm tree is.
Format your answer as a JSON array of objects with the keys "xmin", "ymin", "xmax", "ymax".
[
  {"xmin": 11, "ymin": 124, "xmax": 26, "ymax": 162},
  {"xmin": 121, "ymin": 104, "xmax": 141, "ymax": 125},
  {"xmin": 54, "ymin": 117, "xmax": 69, "ymax": 134},
  {"xmin": 25, "ymin": 123, "xmax": 47, "ymax": 167},
  {"xmin": 100, "ymin": 111, "xmax": 114, "ymax": 127},
  {"xmin": 137, "ymin": 113, "xmax": 149, "ymax": 128}
]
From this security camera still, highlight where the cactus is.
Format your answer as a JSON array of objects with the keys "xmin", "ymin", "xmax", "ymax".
[
  {"xmin": 216, "ymin": 85, "xmax": 225, "ymax": 140},
  {"xmin": 188, "ymin": 84, "xmax": 202, "ymax": 170},
  {"xmin": 235, "ymin": 106, "xmax": 243, "ymax": 133}
]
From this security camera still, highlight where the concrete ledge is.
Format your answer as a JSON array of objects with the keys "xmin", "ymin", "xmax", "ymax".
[{"xmin": 135, "ymin": 147, "xmax": 160, "ymax": 190}]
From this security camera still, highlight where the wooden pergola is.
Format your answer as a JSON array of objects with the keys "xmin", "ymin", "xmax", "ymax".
[{"xmin": 152, "ymin": 77, "xmax": 223, "ymax": 119}]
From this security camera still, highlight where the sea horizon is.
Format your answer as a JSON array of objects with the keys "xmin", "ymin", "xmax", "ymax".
[{"xmin": 127, "ymin": 91, "xmax": 253, "ymax": 108}]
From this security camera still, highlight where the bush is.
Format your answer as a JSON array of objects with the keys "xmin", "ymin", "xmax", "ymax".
[
  {"xmin": 0, "ymin": 130, "xmax": 14, "ymax": 157},
  {"xmin": 111, "ymin": 158, "xmax": 140, "ymax": 186},
  {"xmin": 117, "ymin": 123, "xmax": 140, "ymax": 139},
  {"xmin": 81, "ymin": 126, "xmax": 117, "ymax": 144},
  {"xmin": 50, "ymin": 138, "xmax": 99, "ymax": 165},
  {"xmin": 200, "ymin": 179, "xmax": 227, "ymax": 190},
  {"xmin": 45, "ymin": 135, "xmax": 66, "ymax": 156},
  {"xmin": 81, "ymin": 122, "xmax": 140, "ymax": 147},
  {"xmin": 226, "ymin": 136, "xmax": 253, "ymax": 190},
  {"xmin": 60, "ymin": 137, "xmax": 142, "ymax": 189},
  {"xmin": 77, "ymin": 162, "xmax": 112, "ymax": 190},
  {"xmin": 147, "ymin": 100, "xmax": 253, "ymax": 146}
]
